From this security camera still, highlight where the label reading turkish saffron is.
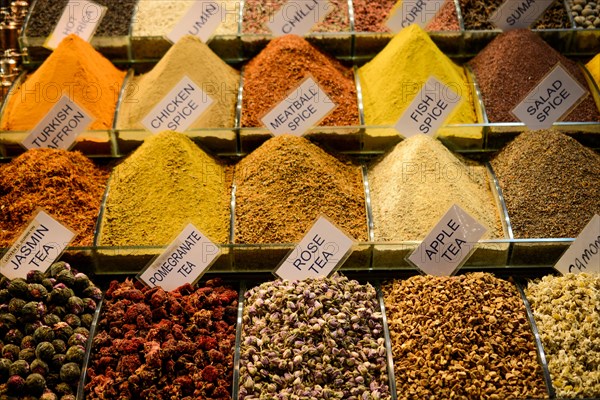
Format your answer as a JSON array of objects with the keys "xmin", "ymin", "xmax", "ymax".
[
  {"xmin": 0, "ymin": 210, "xmax": 76, "ymax": 280},
  {"xmin": 141, "ymin": 76, "xmax": 214, "ymax": 133},
  {"xmin": 22, "ymin": 95, "xmax": 94, "ymax": 151},
  {"xmin": 394, "ymin": 76, "xmax": 462, "ymax": 138},
  {"xmin": 386, "ymin": 0, "xmax": 446, "ymax": 31},
  {"xmin": 274, "ymin": 216, "xmax": 355, "ymax": 281},
  {"xmin": 554, "ymin": 215, "xmax": 600, "ymax": 275},
  {"xmin": 166, "ymin": 1, "xmax": 223, "ymax": 43},
  {"xmin": 512, "ymin": 64, "xmax": 587, "ymax": 129},
  {"xmin": 407, "ymin": 204, "xmax": 487, "ymax": 276},
  {"xmin": 261, "ymin": 77, "xmax": 336, "ymax": 136},
  {"xmin": 489, "ymin": 0, "xmax": 554, "ymax": 30},
  {"xmin": 138, "ymin": 223, "xmax": 221, "ymax": 292},
  {"xmin": 268, "ymin": 0, "xmax": 332, "ymax": 37},
  {"xmin": 45, "ymin": 0, "xmax": 107, "ymax": 50}
]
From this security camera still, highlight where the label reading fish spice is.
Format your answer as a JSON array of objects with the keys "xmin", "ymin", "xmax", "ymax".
[
  {"xmin": 512, "ymin": 64, "xmax": 587, "ymax": 129},
  {"xmin": 554, "ymin": 214, "xmax": 600, "ymax": 275},
  {"xmin": 261, "ymin": 76, "xmax": 336, "ymax": 136},
  {"xmin": 138, "ymin": 223, "xmax": 221, "ymax": 291},
  {"xmin": 141, "ymin": 76, "xmax": 214, "ymax": 133},
  {"xmin": 268, "ymin": 0, "xmax": 332, "ymax": 36},
  {"xmin": 407, "ymin": 204, "xmax": 487, "ymax": 276},
  {"xmin": 490, "ymin": 0, "xmax": 554, "ymax": 30},
  {"xmin": 45, "ymin": 0, "xmax": 107, "ymax": 49},
  {"xmin": 167, "ymin": 1, "xmax": 223, "ymax": 43},
  {"xmin": 275, "ymin": 216, "xmax": 354, "ymax": 281},
  {"xmin": 394, "ymin": 76, "xmax": 462, "ymax": 138},
  {"xmin": 0, "ymin": 210, "xmax": 76, "ymax": 280},
  {"xmin": 22, "ymin": 95, "xmax": 94, "ymax": 150},
  {"xmin": 386, "ymin": 0, "xmax": 446, "ymax": 31}
]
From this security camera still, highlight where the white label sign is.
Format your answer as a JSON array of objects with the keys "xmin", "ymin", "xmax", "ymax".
[
  {"xmin": 275, "ymin": 216, "xmax": 354, "ymax": 281},
  {"xmin": 386, "ymin": 0, "xmax": 446, "ymax": 31},
  {"xmin": 268, "ymin": 0, "xmax": 332, "ymax": 36},
  {"xmin": 512, "ymin": 64, "xmax": 587, "ymax": 129},
  {"xmin": 45, "ymin": 0, "xmax": 107, "ymax": 49},
  {"xmin": 0, "ymin": 210, "xmax": 76, "ymax": 280},
  {"xmin": 138, "ymin": 224, "xmax": 221, "ymax": 292},
  {"xmin": 141, "ymin": 76, "xmax": 214, "ymax": 133},
  {"xmin": 261, "ymin": 77, "xmax": 336, "ymax": 136},
  {"xmin": 22, "ymin": 95, "xmax": 94, "ymax": 150},
  {"xmin": 554, "ymin": 215, "xmax": 600, "ymax": 275},
  {"xmin": 407, "ymin": 204, "xmax": 487, "ymax": 276},
  {"xmin": 490, "ymin": 0, "xmax": 554, "ymax": 30},
  {"xmin": 167, "ymin": 1, "xmax": 222, "ymax": 44},
  {"xmin": 394, "ymin": 76, "xmax": 462, "ymax": 138}
]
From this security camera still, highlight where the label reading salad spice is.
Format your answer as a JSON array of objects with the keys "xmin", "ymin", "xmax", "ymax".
[
  {"xmin": 407, "ymin": 204, "xmax": 487, "ymax": 276},
  {"xmin": 268, "ymin": 0, "xmax": 332, "ymax": 36},
  {"xmin": 512, "ymin": 64, "xmax": 587, "ymax": 129},
  {"xmin": 141, "ymin": 76, "xmax": 214, "ymax": 133},
  {"xmin": 386, "ymin": 0, "xmax": 446, "ymax": 31},
  {"xmin": 0, "ymin": 210, "xmax": 76, "ymax": 280},
  {"xmin": 45, "ymin": 0, "xmax": 107, "ymax": 49},
  {"xmin": 138, "ymin": 223, "xmax": 221, "ymax": 292},
  {"xmin": 490, "ymin": 0, "xmax": 554, "ymax": 30},
  {"xmin": 394, "ymin": 76, "xmax": 462, "ymax": 138},
  {"xmin": 261, "ymin": 76, "xmax": 336, "ymax": 136},
  {"xmin": 22, "ymin": 95, "xmax": 94, "ymax": 150},
  {"xmin": 275, "ymin": 216, "xmax": 354, "ymax": 281},
  {"xmin": 167, "ymin": 1, "xmax": 223, "ymax": 43},
  {"xmin": 554, "ymin": 214, "xmax": 600, "ymax": 275}
]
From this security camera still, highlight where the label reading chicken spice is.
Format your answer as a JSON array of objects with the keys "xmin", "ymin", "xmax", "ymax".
[
  {"xmin": 138, "ymin": 223, "xmax": 221, "ymax": 292},
  {"xmin": 0, "ymin": 210, "xmax": 76, "ymax": 280},
  {"xmin": 268, "ymin": 0, "xmax": 332, "ymax": 36},
  {"xmin": 489, "ymin": 0, "xmax": 554, "ymax": 30},
  {"xmin": 554, "ymin": 214, "xmax": 600, "ymax": 275},
  {"xmin": 407, "ymin": 204, "xmax": 487, "ymax": 276},
  {"xmin": 275, "ymin": 216, "xmax": 355, "ymax": 281},
  {"xmin": 45, "ymin": 0, "xmax": 107, "ymax": 49},
  {"xmin": 166, "ymin": 1, "xmax": 223, "ymax": 43},
  {"xmin": 386, "ymin": 0, "xmax": 446, "ymax": 31}
]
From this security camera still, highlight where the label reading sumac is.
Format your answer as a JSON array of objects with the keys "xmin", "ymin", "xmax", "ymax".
[
  {"xmin": 386, "ymin": 0, "xmax": 446, "ymax": 31},
  {"xmin": 45, "ymin": 0, "xmax": 107, "ymax": 49},
  {"xmin": 268, "ymin": 0, "xmax": 332, "ymax": 36},
  {"xmin": 554, "ymin": 215, "xmax": 600, "ymax": 275},
  {"xmin": 489, "ymin": 0, "xmax": 554, "ymax": 30},
  {"xmin": 167, "ymin": 1, "xmax": 223, "ymax": 43}
]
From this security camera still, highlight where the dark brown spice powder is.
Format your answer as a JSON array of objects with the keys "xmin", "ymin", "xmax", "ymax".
[{"xmin": 459, "ymin": 0, "xmax": 570, "ymax": 29}]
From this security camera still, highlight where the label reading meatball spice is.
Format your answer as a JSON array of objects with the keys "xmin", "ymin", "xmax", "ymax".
[
  {"xmin": 268, "ymin": 0, "xmax": 332, "ymax": 36},
  {"xmin": 386, "ymin": 0, "xmax": 446, "ymax": 31},
  {"xmin": 0, "ymin": 209, "xmax": 76, "ymax": 280},
  {"xmin": 138, "ymin": 223, "xmax": 221, "ymax": 292},
  {"xmin": 512, "ymin": 64, "xmax": 588, "ymax": 129},
  {"xmin": 166, "ymin": 1, "xmax": 223, "ymax": 43},
  {"xmin": 489, "ymin": 0, "xmax": 554, "ymax": 30},
  {"xmin": 141, "ymin": 76, "xmax": 214, "ymax": 133},
  {"xmin": 45, "ymin": 0, "xmax": 107, "ymax": 49},
  {"xmin": 275, "ymin": 216, "xmax": 354, "ymax": 281},
  {"xmin": 554, "ymin": 214, "xmax": 600, "ymax": 275},
  {"xmin": 407, "ymin": 204, "xmax": 487, "ymax": 276},
  {"xmin": 261, "ymin": 76, "xmax": 336, "ymax": 136}
]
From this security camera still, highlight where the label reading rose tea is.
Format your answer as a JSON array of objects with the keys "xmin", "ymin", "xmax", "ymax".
[
  {"xmin": 490, "ymin": 0, "xmax": 554, "ymax": 30},
  {"xmin": 268, "ymin": 0, "xmax": 332, "ymax": 36},
  {"xmin": 138, "ymin": 223, "xmax": 221, "ymax": 292},
  {"xmin": 167, "ymin": 1, "xmax": 223, "ymax": 43},
  {"xmin": 0, "ymin": 210, "xmax": 76, "ymax": 280},
  {"xmin": 407, "ymin": 204, "xmax": 487, "ymax": 276},
  {"xmin": 386, "ymin": 0, "xmax": 446, "ymax": 31},
  {"xmin": 45, "ymin": 0, "xmax": 107, "ymax": 49},
  {"xmin": 275, "ymin": 216, "xmax": 354, "ymax": 281},
  {"xmin": 554, "ymin": 214, "xmax": 600, "ymax": 275}
]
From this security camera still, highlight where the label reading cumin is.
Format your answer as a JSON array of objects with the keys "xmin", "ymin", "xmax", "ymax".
[
  {"xmin": 166, "ymin": 1, "xmax": 223, "ymax": 43},
  {"xmin": 45, "ymin": 0, "xmax": 107, "ymax": 49},
  {"xmin": 386, "ymin": 0, "xmax": 446, "ymax": 31},
  {"xmin": 489, "ymin": 0, "xmax": 554, "ymax": 30},
  {"xmin": 268, "ymin": 0, "xmax": 332, "ymax": 36},
  {"xmin": 554, "ymin": 215, "xmax": 600, "ymax": 275}
]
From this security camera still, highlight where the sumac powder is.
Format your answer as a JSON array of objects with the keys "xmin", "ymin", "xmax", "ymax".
[{"xmin": 459, "ymin": 0, "xmax": 570, "ymax": 29}]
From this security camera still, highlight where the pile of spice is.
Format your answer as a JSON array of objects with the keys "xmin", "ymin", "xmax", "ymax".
[
  {"xmin": 117, "ymin": 35, "xmax": 240, "ymax": 130},
  {"xmin": 241, "ymin": 35, "xmax": 359, "ymax": 128},
  {"xmin": 383, "ymin": 273, "xmax": 548, "ymax": 399},
  {"xmin": 568, "ymin": 0, "xmax": 600, "ymax": 27},
  {"xmin": 240, "ymin": 274, "xmax": 390, "ymax": 399},
  {"xmin": 0, "ymin": 262, "xmax": 102, "ymax": 399},
  {"xmin": 469, "ymin": 29, "xmax": 600, "ymax": 123},
  {"xmin": 0, "ymin": 149, "xmax": 108, "ymax": 247},
  {"xmin": 85, "ymin": 278, "xmax": 238, "ymax": 399},
  {"xmin": 1, "ymin": 35, "xmax": 125, "ymax": 131},
  {"xmin": 368, "ymin": 135, "xmax": 503, "ymax": 241},
  {"xmin": 490, "ymin": 129, "xmax": 600, "ymax": 238},
  {"xmin": 98, "ymin": 131, "xmax": 231, "ymax": 246},
  {"xmin": 526, "ymin": 273, "xmax": 600, "ymax": 399},
  {"xmin": 587, "ymin": 53, "xmax": 600, "ymax": 86},
  {"xmin": 234, "ymin": 135, "xmax": 367, "ymax": 243},
  {"xmin": 459, "ymin": 0, "xmax": 570, "ymax": 29}
]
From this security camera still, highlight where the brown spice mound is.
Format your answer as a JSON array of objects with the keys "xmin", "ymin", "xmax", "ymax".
[{"xmin": 460, "ymin": 0, "xmax": 570, "ymax": 29}]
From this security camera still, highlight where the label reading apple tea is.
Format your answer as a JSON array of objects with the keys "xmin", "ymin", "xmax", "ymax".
[
  {"xmin": 490, "ymin": 0, "xmax": 554, "ymax": 30},
  {"xmin": 554, "ymin": 214, "xmax": 600, "ymax": 275},
  {"xmin": 386, "ymin": 0, "xmax": 446, "ymax": 31},
  {"xmin": 45, "ymin": 0, "xmax": 107, "ymax": 49},
  {"xmin": 167, "ymin": 1, "xmax": 223, "ymax": 43},
  {"xmin": 268, "ymin": 0, "xmax": 332, "ymax": 36}
]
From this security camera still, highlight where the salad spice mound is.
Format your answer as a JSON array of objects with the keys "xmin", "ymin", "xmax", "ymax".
[{"xmin": 85, "ymin": 279, "xmax": 238, "ymax": 399}]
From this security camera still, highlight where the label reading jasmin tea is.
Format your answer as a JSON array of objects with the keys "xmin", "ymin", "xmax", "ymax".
[
  {"xmin": 141, "ymin": 76, "xmax": 214, "ymax": 134},
  {"xmin": 261, "ymin": 76, "xmax": 336, "ymax": 136},
  {"xmin": 0, "ymin": 210, "xmax": 76, "ymax": 280},
  {"xmin": 167, "ymin": 1, "xmax": 223, "ymax": 43},
  {"xmin": 554, "ymin": 215, "xmax": 600, "ymax": 275},
  {"xmin": 490, "ymin": 0, "xmax": 554, "ymax": 30},
  {"xmin": 268, "ymin": 0, "xmax": 332, "ymax": 37},
  {"xmin": 45, "ymin": 0, "xmax": 107, "ymax": 49},
  {"xmin": 512, "ymin": 64, "xmax": 587, "ymax": 129},
  {"xmin": 22, "ymin": 95, "xmax": 94, "ymax": 150},
  {"xmin": 138, "ymin": 224, "xmax": 221, "ymax": 292},
  {"xmin": 394, "ymin": 76, "xmax": 462, "ymax": 138},
  {"xmin": 275, "ymin": 216, "xmax": 354, "ymax": 281},
  {"xmin": 407, "ymin": 204, "xmax": 487, "ymax": 276},
  {"xmin": 386, "ymin": 0, "xmax": 446, "ymax": 31}
]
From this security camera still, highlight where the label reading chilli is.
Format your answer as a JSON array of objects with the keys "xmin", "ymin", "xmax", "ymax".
[
  {"xmin": 268, "ymin": 0, "xmax": 332, "ymax": 36},
  {"xmin": 45, "ymin": 0, "xmax": 107, "ymax": 49}
]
